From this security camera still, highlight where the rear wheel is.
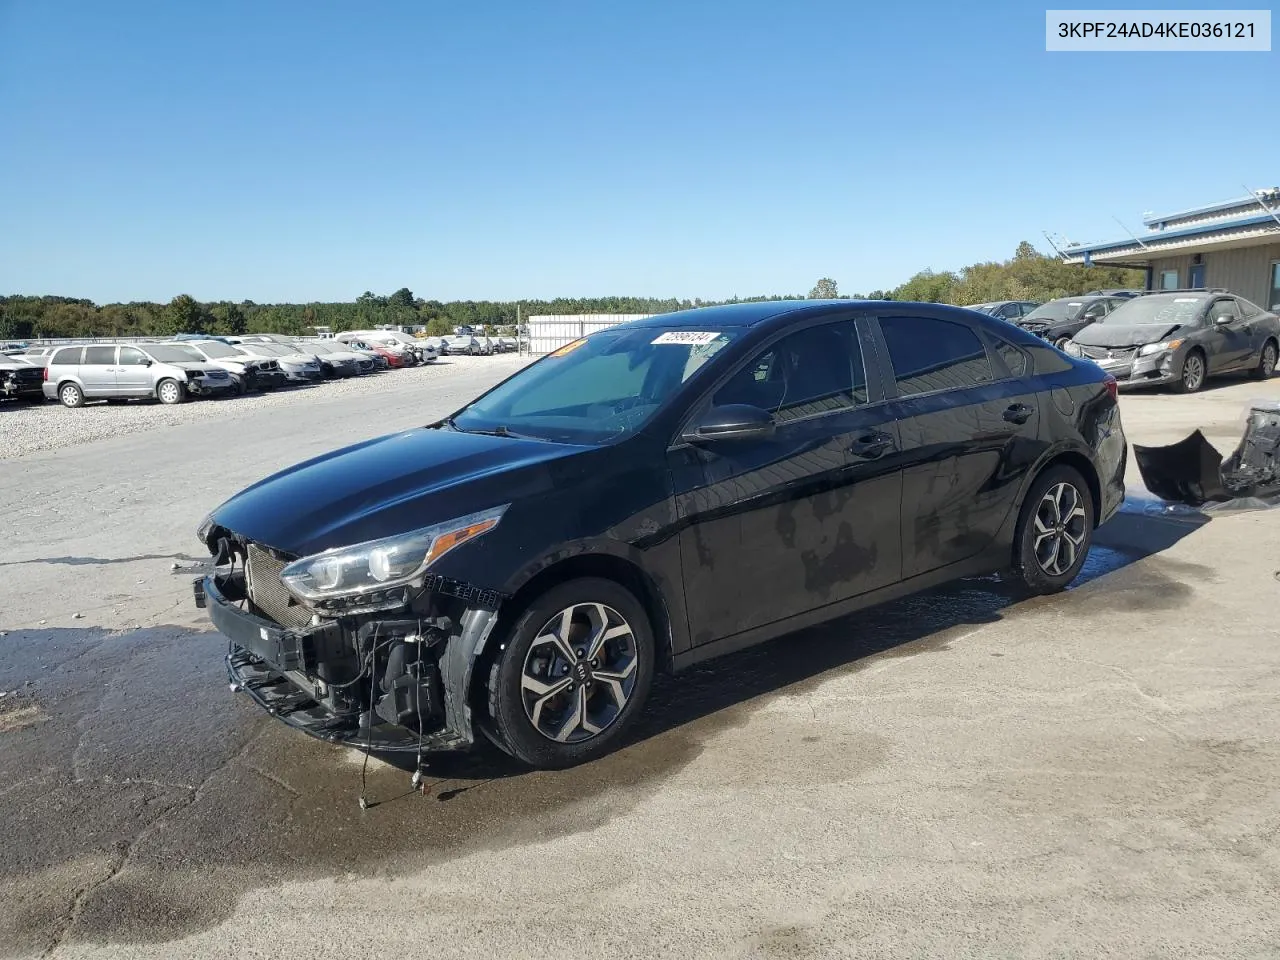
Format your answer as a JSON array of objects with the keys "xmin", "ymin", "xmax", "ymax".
[
  {"xmin": 1252, "ymin": 339, "xmax": 1278, "ymax": 380},
  {"xmin": 1174, "ymin": 350, "xmax": 1206, "ymax": 393},
  {"xmin": 1012, "ymin": 465, "xmax": 1095, "ymax": 595},
  {"xmin": 156, "ymin": 378, "xmax": 185, "ymax": 405},
  {"xmin": 59, "ymin": 382, "xmax": 84, "ymax": 408},
  {"xmin": 487, "ymin": 577, "xmax": 655, "ymax": 769}
]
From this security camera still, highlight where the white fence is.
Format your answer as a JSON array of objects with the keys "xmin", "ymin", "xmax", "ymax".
[{"xmin": 525, "ymin": 314, "xmax": 655, "ymax": 355}]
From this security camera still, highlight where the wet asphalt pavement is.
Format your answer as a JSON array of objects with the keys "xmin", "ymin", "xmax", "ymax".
[{"xmin": 2, "ymin": 366, "xmax": 1279, "ymax": 959}]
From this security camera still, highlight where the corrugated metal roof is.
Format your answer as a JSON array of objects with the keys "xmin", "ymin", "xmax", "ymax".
[
  {"xmin": 1063, "ymin": 212, "xmax": 1280, "ymax": 259},
  {"xmin": 1063, "ymin": 221, "xmax": 1280, "ymax": 264},
  {"xmin": 1142, "ymin": 189, "xmax": 1280, "ymax": 228}
]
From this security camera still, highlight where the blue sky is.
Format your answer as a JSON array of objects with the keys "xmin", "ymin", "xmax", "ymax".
[{"xmin": 1, "ymin": 0, "xmax": 1275, "ymax": 304}]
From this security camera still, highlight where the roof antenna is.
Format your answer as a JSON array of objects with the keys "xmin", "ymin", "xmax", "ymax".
[
  {"xmin": 1112, "ymin": 217, "xmax": 1149, "ymax": 249},
  {"xmin": 1241, "ymin": 183, "xmax": 1280, "ymax": 229}
]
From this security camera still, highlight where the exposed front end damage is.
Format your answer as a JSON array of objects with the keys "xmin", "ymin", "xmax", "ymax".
[
  {"xmin": 195, "ymin": 531, "xmax": 503, "ymax": 753},
  {"xmin": 1134, "ymin": 402, "xmax": 1280, "ymax": 505}
]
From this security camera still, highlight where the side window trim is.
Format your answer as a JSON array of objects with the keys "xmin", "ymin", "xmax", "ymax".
[{"xmin": 669, "ymin": 312, "xmax": 884, "ymax": 448}]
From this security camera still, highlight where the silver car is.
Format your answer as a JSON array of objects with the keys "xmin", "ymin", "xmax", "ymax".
[{"xmin": 42, "ymin": 343, "xmax": 236, "ymax": 407}]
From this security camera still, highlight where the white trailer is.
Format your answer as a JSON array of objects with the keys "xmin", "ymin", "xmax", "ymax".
[{"xmin": 524, "ymin": 314, "xmax": 655, "ymax": 355}]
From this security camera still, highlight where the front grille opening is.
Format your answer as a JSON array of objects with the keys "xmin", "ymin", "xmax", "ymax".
[{"xmin": 245, "ymin": 543, "xmax": 314, "ymax": 629}]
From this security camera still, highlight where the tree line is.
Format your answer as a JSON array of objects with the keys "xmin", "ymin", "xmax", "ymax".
[{"xmin": 0, "ymin": 242, "xmax": 1144, "ymax": 342}]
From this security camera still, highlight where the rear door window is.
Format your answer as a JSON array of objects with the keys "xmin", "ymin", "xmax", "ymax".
[
  {"xmin": 84, "ymin": 346, "xmax": 116, "ymax": 364},
  {"xmin": 879, "ymin": 316, "xmax": 994, "ymax": 396}
]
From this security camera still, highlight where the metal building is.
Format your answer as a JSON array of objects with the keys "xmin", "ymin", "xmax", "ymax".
[
  {"xmin": 524, "ymin": 314, "xmax": 655, "ymax": 355},
  {"xmin": 1061, "ymin": 188, "xmax": 1280, "ymax": 310}
]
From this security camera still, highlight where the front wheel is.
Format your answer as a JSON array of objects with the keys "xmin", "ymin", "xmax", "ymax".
[
  {"xmin": 1012, "ymin": 465, "xmax": 1095, "ymax": 595},
  {"xmin": 156, "ymin": 378, "xmax": 185, "ymax": 405},
  {"xmin": 1252, "ymin": 339, "xmax": 1278, "ymax": 380},
  {"xmin": 1174, "ymin": 350, "xmax": 1206, "ymax": 394},
  {"xmin": 487, "ymin": 578, "xmax": 655, "ymax": 769}
]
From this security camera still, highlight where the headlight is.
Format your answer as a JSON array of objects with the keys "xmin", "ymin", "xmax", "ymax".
[
  {"xmin": 1140, "ymin": 339, "xmax": 1183, "ymax": 356},
  {"xmin": 196, "ymin": 512, "xmax": 215, "ymax": 544},
  {"xmin": 1063, "ymin": 341, "xmax": 1083, "ymax": 357},
  {"xmin": 279, "ymin": 504, "xmax": 508, "ymax": 603}
]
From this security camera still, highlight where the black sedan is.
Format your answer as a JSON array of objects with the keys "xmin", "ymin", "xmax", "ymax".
[
  {"xmin": 1018, "ymin": 294, "xmax": 1130, "ymax": 347},
  {"xmin": 195, "ymin": 301, "xmax": 1127, "ymax": 770},
  {"xmin": 1064, "ymin": 291, "xmax": 1280, "ymax": 393}
]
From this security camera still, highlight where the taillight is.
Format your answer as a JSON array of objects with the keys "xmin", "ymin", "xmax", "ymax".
[
  {"xmin": 42, "ymin": 366, "xmax": 49, "ymax": 381},
  {"xmin": 1103, "ymin": 374, "xmax": 1118, "ymax": 401}
]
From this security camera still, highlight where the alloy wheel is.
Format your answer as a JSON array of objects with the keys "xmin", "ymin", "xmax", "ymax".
[
  {"xmin": 1264, "ymin": 343, "xmax": 1277, "ymax": 377},
  {"xmin": 1182, "ymin": 354, "xmax": 1205, "ymax": 391},
  {"xmin": 520, "ymin": 602, "xmax": 638, "ymax": 743},
  {"xmin": 1033, "ymin": 481, "xmax": 1088, "ymax": 577}
]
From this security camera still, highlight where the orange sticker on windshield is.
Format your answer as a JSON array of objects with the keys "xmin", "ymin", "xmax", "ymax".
[{"xmin": 549, "ymin": 338, "xmax": 586, "ymax": 358}]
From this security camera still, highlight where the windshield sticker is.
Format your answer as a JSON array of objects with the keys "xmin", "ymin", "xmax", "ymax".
[
  {"xmin": 548, "ymin": 338, "xmax": 586, "ymax": 358},
  {"xmin": 651, "ymin": 331, "xmax": 721, "ymax": 346}
]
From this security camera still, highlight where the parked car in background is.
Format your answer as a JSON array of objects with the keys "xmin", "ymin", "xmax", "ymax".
[
  {"xmin": 43, "ymin": 343, "xmax": 235, "ymax": 407},
  {"xmin": 230, "ymin": 342, "xmax": 324, "ymax": 383},
  {"xmin": 0, "ymin": 354, "xmax": 44, "ymax": 401},
  {"xmin": 304, "ymin": 340, "xmax": 377, "ymax": 375},
  {"xmin": 15, "ymin": 346, "xmax": 62, "ymax": 368},
  {"xmin": 1063, "ymin": 289, "xmax": 1279, "ymax": 393},
  {"xmin": 336, "ymin": 330, "xmax": 433, "ymax": 365},
  {"xmin": 195, "ymin": 300, "xmax": 1127, "ymax": 769},
  {"xmin": 441, "ymin": 334, "xmax": 493, "ymax": 356},
  {"xmin": 966, "ymin": 301, "xmax": 1041, "ymax": 323},
  {"xmin": 339, "ymin": 337, "xmax": 404, "ymax": 368},
  {"xmin": 420, "ymin": 336, "xmax": 449, "ymax": 356},
  {"xmin": 1017, "ymin": 294, "xmax": 1130, "ymax": 347},
  {"xmin": 178, "ymin": 339, "xmax": 288, "ymax": 393},
  {"xmin": 495, "ymin": 336, "xmax": 519, "ymax": 353}
]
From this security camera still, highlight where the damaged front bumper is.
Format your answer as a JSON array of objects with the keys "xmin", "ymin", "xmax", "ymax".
[
  {"xmin": 1088, "ymin": 349, "xmax": 1184, "ymax": 390},
  {"xmin": 195, "ymin": 566, "xmax": 502, "ymax": 754},
  {"xmin": 1134, "ymin": 402, "xmax": 1280, "ymax": 505}
]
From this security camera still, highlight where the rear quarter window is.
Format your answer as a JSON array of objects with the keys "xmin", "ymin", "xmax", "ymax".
[
  {"xmin": 993, "ymin": 339, "xmax": 1029, "ymax": 378},
  {"xmin": 51, "ymin": 347, "xmax": 83, "ymax": 365},
  {"xmin": 1025, "ymin": 344, "xmax": 1073, "ymax": 374}
]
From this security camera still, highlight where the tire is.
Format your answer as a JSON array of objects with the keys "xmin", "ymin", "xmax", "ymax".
[
  {"xmin": 1251, "ymin": 339, "xmax": 1278, "ymax": 380},
  {"xmin": 156, "ymin": 378, "xmax": 185, "ymax": 405},
  {"xmin": 1012, "ymin": 464, "xmax": 1095, "ymax": 595},
  {"xmin": 487, "ymin": 577, "xmax": 655, "ymax": 769},
  {"xmin": 1054, "ymin": 336, "xmax": 1071, "ymax": 350},
  {"xmin": 58, "ymin": 382, "xmax": 84, "ymax": 408},
  {"xmin": 1174, "ymin": 349, "xmax": 1206, "ymax": 394}
]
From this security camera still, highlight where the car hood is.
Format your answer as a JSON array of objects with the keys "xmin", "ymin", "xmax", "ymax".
[
  {"xmin": 172, "ymin": 361, "xmax": 226, "ymax": 374},
  {"xmin": 207, "ymin": 427, "xmax": 587, "ymax": 556},
  {"xmin": 1073, "ymin": 322, "xmax": 1182, "ymax": 347}
]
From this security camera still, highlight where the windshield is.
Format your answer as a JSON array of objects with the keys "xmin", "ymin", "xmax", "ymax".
[
  {"xmin": 1023, "ymin": 299, "xmax": 1085, "ymax": 323},
  {"xmin": 451, "ymin": 326, "xmax": 740, "ymax": 444},
  {"xmin": 143, "ymin": 344, "xmax": 203, "ymax": 363},
  {"xmin": 195, "ymin": 341, "xmax": 240, "ymax": 358},
  {"xmin": 1097, "ymin": 295, "xmax": 1207, "ymax": 325}
]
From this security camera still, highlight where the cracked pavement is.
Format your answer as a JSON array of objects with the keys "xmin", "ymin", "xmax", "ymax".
[{"xmin": 2, "ymin": 365, "xmax": 1280, "ymax": 958}]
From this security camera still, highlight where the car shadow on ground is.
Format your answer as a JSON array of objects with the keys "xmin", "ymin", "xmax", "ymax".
[{"xmin": 396, "ymin": 497, "xmax": 1214, "ymax": 787}]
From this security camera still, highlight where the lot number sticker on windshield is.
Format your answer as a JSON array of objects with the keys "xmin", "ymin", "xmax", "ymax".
[{"xmin": 652, "ymin": 331, "xmax": 720, "ymax": 346}]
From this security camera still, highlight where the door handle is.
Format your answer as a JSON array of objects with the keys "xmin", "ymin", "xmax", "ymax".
[
  {"xmin": 1003, "ymin": 403, "xmax": 1034, "ymax": 425},
  {"xmin": 849, "ymin": 432, "xmax": 894, "ymax": 459}
]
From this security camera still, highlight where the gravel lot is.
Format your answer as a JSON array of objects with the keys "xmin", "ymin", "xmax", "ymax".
[
  {"xmin": 0, "ymin": 355, "xmax": 532, "ymax": 459},
  {"xmin": 2, "ymin": 366, "xmax": 1280, "ymax": 960}
]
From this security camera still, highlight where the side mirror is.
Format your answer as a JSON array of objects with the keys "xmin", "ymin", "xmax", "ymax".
[
  {"xmin": 683, "ymin": 404, "xmax": 776, "ymax": 443},
  {"xmin": 1213, "ymin": 314, "xmax": 1232, "ymax": 325}
]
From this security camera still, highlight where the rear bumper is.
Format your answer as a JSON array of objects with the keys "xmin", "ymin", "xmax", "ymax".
[{"xmin": 2, "ymin": 379, "xmax": 43, "ymax": 398}]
